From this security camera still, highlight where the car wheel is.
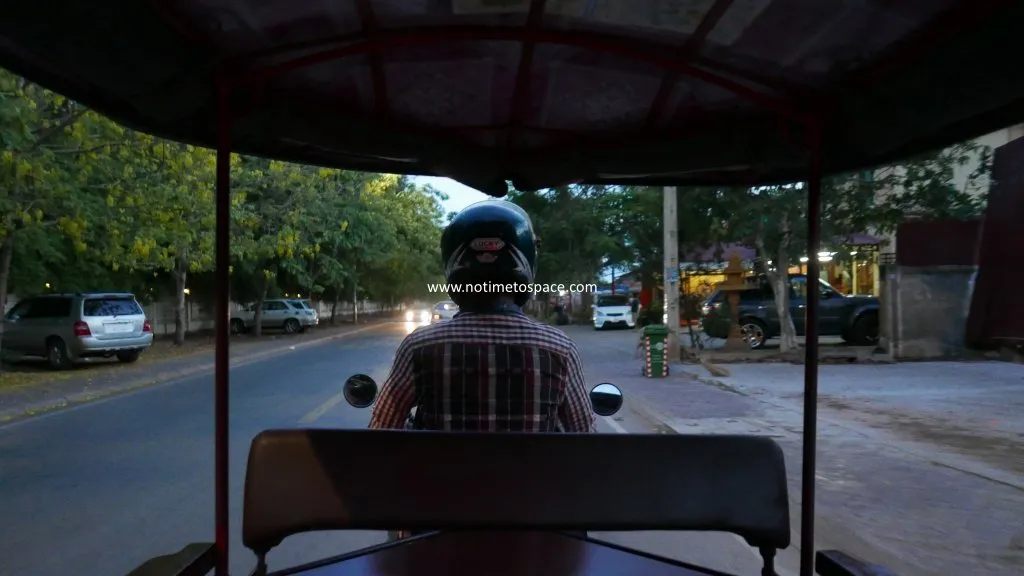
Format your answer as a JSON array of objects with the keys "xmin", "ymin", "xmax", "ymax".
[
  {"xmin": 284, "ymin": 319, "xmax": 300, "ymax": 334},
  {"xmin": 46, "ymin": 337, "xmax": 72, "ymax": 370},
  {"xmin": 851, "ymin": 312, "xmax": 879, "ymax": 345},
  {"xmin": 117, "ymin": 350, "xmax": 142, "ymax": 363},
  {"xmin": 740, "ymin": 319, "xmax": 768, "ymax": 350},
  {"xmin": 230, "ymin": 318, "xmax": 246, "ymax": 335}
]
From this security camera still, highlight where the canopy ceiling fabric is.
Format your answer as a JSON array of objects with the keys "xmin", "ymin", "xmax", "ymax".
[{"xmin": 1, "ymin": 0, "xmax": 1021, "ymax": 197}]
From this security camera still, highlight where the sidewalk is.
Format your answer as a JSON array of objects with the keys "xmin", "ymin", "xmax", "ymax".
[
  {"xmin": 566, "ymin": 325, "xmax": 1024, "ymax": 576},
  {"xmin": 0, "ymin": 319, "xmax": 391, "ymax": 423},
  {"xmin": 707, "ymin": 362, "xmax": 1024, "ymax": 478}
]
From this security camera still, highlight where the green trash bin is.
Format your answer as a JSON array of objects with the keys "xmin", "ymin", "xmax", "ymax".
[{"xmin": 641, "ymin": 324, "xmax": 670, "ymax": 378}]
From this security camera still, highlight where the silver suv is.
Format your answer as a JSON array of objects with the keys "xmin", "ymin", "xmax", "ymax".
[
  {"xmin": 2, "ymin": 292, "xmax": 153, "ymax": 369},
  {"xmin": 230, "ymin": 298, "xmax": 319, "ymax": 334}
]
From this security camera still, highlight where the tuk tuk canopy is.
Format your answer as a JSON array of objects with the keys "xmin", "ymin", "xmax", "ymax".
[{"xmin": 0, "ymin": 0, "xmax": 1020, "ymax": 197}]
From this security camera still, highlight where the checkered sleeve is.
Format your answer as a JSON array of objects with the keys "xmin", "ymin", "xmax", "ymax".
[
  {"xmin": 558, "ymin": 340, "xmax": 597, "ymax": 433},
  {"xmin": 369, "ymin": 337, "xmax": 417, "ymax": 430}
]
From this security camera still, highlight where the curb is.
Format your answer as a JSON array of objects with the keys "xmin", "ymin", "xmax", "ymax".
[
  {"xmin": 0, "ymin": 322, "xmax": 391, "ymax": 425},
  {"xmin": 624, "ymin": 390, "xmax": 682, "ymax": 434}
]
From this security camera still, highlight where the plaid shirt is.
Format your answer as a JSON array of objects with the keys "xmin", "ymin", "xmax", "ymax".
[{"xmin": 369, "ymin": 311, "xmax": 596, "ymax": 433}]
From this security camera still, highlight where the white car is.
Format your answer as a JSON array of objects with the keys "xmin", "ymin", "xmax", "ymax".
[
  {"xmin": 431, "ymin": 300, "xmax": 459, "ymax": 323},
  {"xmin": 592, "ymin": 294, "xmax": 635, "ymax": 330},
  {"xmin": 404, "ymin": 309, "xmax": 432, "ymax": 323}
]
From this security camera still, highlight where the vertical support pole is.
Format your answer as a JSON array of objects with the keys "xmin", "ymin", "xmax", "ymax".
[
  {"xmin": 663, "ymin": 186, "xmax": 680, "ymax": 361},
  {"xmin": 214, "ymin": 83, "xmax": 232, "ymax": 576},
  {"xmin": 800, "ymin": 120, "xmax": 823, "ymax": 576}
]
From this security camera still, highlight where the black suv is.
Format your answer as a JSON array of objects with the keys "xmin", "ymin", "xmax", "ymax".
[{"xmin": 700, "ymin": 274, "xmax": 879, "ymax": 349}]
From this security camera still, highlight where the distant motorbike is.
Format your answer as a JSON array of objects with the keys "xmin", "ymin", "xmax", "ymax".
[{"xmin": 553, "ymin": 304, "xmax": 570, "ymax": 325}]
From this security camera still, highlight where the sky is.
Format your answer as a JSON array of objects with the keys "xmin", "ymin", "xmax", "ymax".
[
  {"xmin": 410, "ymin": 175, "xmax": 491, "ymax": 216},
  {"xmin": 411, "ymin": 176, "xmax": 621, "ymax": 284}
]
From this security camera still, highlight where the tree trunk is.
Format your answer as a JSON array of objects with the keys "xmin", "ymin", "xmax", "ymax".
[
  {"xmin": 173, "ymin": 262, "xmax": 188, "ymax": 346},
  {"xmin": 578, "ymin": 291, "xmax": 595, "ymax": 324},
  {"xmin": 756, "ymin": 213, "xmax": 799, "ymax": 352},
  {"xmin": 0, "ymin": 231, "xmax": 13, "ymax": 372},
  {"xmin": 682, "ymin": 274, "xmax": 700, "ymax": 350},
  {"xmin": 0, "ymin": 231, "xmax": 14, "ymax": 315},
  {"xmin": 330, "ymin": 294, "xmax": 340, "ymax": 326},
  {"xmin": 252, "ymin": 274, "xmax": 270, "ymax": 337},
  {"xmin": 352, "ymin": 278, "xmax": 359, "ymax": 324}
]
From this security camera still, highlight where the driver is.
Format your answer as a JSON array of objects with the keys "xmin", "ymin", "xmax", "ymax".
[{"xmin": 369, "ymin": 199, "xmax": 596, "ymax": 433}]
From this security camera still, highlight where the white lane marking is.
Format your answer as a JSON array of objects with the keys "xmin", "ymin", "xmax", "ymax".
[
  {"xmin": 300, "ymin": 366, "xmax": 390, "ymax": 424},
  {"xmin": 300, "ymin": 392, "xmax": 346, "ymax": 424},
  {"xmin": 607, "ymin": 410, "xmax": 798, "ymax": 576},
  {"xmin": 603, "ymin": 416, "xmax": 628, "ymax": 434}
]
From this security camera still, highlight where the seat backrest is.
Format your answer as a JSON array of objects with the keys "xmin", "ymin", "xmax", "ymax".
[{"xmin": 242, "ymin": 430, "xmax": 790, "ymax": 555}]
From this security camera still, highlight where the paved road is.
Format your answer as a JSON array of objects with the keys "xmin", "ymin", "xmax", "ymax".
[{"xmin": 0, "ymin": 321, "xmax": 780, "ymax": 576}]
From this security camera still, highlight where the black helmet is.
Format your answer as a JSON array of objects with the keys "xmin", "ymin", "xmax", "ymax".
[{"xmin": 441, "ymin": 200, "xmax": 537, "ymax": 308}]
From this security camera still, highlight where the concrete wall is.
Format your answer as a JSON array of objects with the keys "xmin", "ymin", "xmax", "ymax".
[
  {"xmin": 873, "ymin": 123, "xmax": 1024, "ymax": 259},
  {"xmin": 141, "ymin": 299, "xmax": 386, "ymax": 336},
  {"xmin": 3, "ymin": 296, "xmax": 387, "ymax": 336},
  {"xmin": 881, "ymin": 265, "xmax": 977, "ymax": 359}
]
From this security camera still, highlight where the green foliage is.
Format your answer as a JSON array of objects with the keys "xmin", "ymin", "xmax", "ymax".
[
  {"xmin": 507, "ymin": 185, "xmax": 622, "ymax": 289},
  {"xmin": 1, "ymin": 64, "xmax": 994, "ymax": 347},
  {"xmin": 0, "ymin": 69, "xmax": 445, "ymax": 342},
  {"xmin": 506, "ymin": 144, "xmax": 991, "ymax": 349}
]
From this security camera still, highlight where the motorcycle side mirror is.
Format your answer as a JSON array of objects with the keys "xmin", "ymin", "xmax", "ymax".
[
  {"xmin": 589, "ymin": 382, "xmax": 623, "ymax": 416},
  {"xmin": 343, "ymin": 374, "xmax": 378, "ymax": 408}
]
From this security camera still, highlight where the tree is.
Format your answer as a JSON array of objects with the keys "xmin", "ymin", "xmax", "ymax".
[
  {"xmin": 362, "ymin": 178, "xmax": 445, "ymax": 306},
  {"xmin": 2, "ymin": 61, "xmax": 995, "ymax": 350},
  {"xmin": 0, "ymin": 70, "xmax": 110, "ymax": 310},
  {"xmin": 509, "ymin": 186, "xmax": 620, "ymax": 317},
  {"xmin": 301, "ymin": 170, "xmax": 397, "ymax": 321},
  {"xmin": 98, "ymin": 135, "xmax": 221, "ymax": 344},
  {"xmin": 712, "ymin": 140, "xmax": 992, "ymax": 352},
  {"xmin": 231, "ymin": 159, "xmax": 320, "ymax": 335}
]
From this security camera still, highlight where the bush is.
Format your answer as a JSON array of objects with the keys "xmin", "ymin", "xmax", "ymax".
[{"xmin": 638, "ymin": 304, "xmax": 664, "ymax": 327}]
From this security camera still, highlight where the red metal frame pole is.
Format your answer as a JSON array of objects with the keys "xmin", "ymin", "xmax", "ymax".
[
  {"xmin": 228, "ymin": 27, "xmax": 795, "ymax": 118},
  {"xmin": 505, "ymin": 0, "xmax": 546, "ymax": 149},
  {"xmin": 214, "ymin": 82, "xmax": 233, "ymax": 576},
  {"xmin": 799, "ymin": 119, "xmax": 822, "ymax": 576}
]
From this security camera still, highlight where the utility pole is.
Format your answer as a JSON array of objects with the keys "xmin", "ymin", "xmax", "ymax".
[{"xmin": 663, "ymin": 186, "xmax": 680, "ymax": 362}]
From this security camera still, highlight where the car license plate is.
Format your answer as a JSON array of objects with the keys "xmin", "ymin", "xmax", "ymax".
[{"xmin": 106, "ymin": 323, "xmax": 133, "ymax": 334}]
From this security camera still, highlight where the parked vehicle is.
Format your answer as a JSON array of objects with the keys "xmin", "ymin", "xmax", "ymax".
[
  {"xmin": 430, "ymin": 300, "xmax": 458, "ymax": 323},
  {"xmin": 230, "ymin": 298, "xmax": 318, "ymax": 335},
  {"xmin": 1, "ymin": 292, "xmax": 153, "ymax": 369},
  {"xmin": 592, "ymin": 294, "xmax": 635, "ymax": 330},
  {"xmin": 700, "ymin": 274, "xmax": 879, "ymax": 349}
]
